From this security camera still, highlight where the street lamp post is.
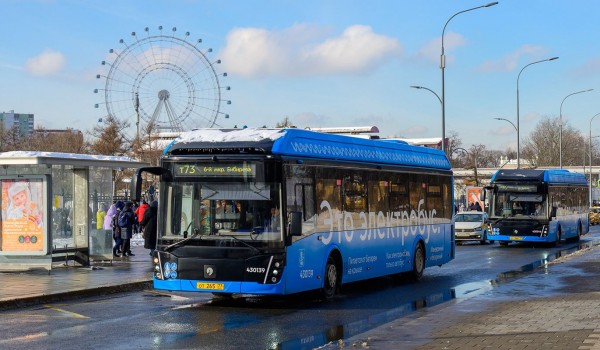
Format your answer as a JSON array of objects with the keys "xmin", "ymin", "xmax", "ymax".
[
  {"xmin": 560, "ymin": 88, "xmax": 594, "ymax": 168},
  {"xmin": 410, "ymin": 85, "xmax": 443, "ymax": 148},
  {"xmin": 494, "ymin": 117, "xmax": 517, "ymax": 166},
  {"xmin": 516, "ymin": 57, "xmax": 559, "ymax": 169},
  {"xmin": 440, "ymin": 2, "xmax": 498, "ymax": 155},
  {"xmin": 493, "ymin": 117, "xmax": 517, "ymax": 132},
  {"xmin": 410, "ymin": 85, "xmax": 442, "ymax": 105},
  {"xmin": 589, "ymin": 113, "xmax": 600, "ymax": 205}
]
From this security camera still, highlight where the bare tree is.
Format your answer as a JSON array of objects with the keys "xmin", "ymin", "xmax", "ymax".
[
  {"xmin": 29, "ymin": 128, "xmax": 86, "ymax": 153},
  {"xmin": 446, "ymin": 130, "xmax": 463, "ymax": 167},
  {"xmin": 1, "ymin": 126, "xmax": 24, "ymax": 151},
  {"xmin": 132, "ymin": 121, "xmax": 163, "ymax": 166},
  {"xmin": 87, "ymin": 115, "xmax": 133, "ymax": 196},
  {"xmin": 522, "ymin": 116, "xmax": 586, "ymax": 167},
  {"xmin": 88, "ymin": 115, "xmax": 131, "ymax": 156},
  {"xmin": 275, "ymin": 116, "xmax": 295, "ymax": 128}
]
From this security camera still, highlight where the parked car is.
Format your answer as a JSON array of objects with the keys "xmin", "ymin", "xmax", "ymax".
[
  {"xmin": 590, "ymin": 207, "xmax": 600, "ymax": 225},
  {"xmin": 454, "ymin": 211, "xmax": 489, "ymax": 245}
]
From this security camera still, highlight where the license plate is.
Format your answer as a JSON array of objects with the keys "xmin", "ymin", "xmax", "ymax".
[
  {"xmin": 509, "ymin": 236, "xmax": 523, "ymax": 241},
  {"xmin": 196, "ymin": 282, "xmax": 225, "ymax": 290}
]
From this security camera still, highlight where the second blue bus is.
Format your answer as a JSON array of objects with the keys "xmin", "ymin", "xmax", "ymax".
[{"xmin": 484, "ymin": 169, "xmax": 589, "ymax": 246}]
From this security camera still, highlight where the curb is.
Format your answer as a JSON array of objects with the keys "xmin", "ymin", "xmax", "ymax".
[{"xmin": 0, "ymin": 280, "xmax": 152, "ymax": 311}]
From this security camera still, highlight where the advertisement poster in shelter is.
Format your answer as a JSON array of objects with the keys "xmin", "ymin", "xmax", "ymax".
[
  {"xmin": 466, "ymin": 186, "xmax": 484, "ymax": 211},
  {"xmin": 0, "ymin": 179, "xmax": 46, "ymax": 253}
]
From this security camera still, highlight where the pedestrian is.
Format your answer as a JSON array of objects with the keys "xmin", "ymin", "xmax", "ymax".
[
  {"xmin": 131, "ymin": 201, "xmax": 139, "ymax": 234},
  {"xmin": 135, "ymin": 200, "xmax": 149, "ymax": 233},
  {"xmin": 111, "ymin": 201, "xmax": 124, "ymax": 257},
  {"xmin": 140, "ymin": 200, "xmax": 158, "ymax": 256},
  {"xmin": 96, "ymin": 203, "xmax": 107, "ymax": 230},
  {"xmin": 474, "ymin": 201, "xmax": 482, "ymax": 211},
  {"xmin": 118, "ymin": 201, "xmax": 136, "ymax": 257}
]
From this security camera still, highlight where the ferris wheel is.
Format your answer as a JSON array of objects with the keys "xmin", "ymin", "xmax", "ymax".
[{"xmin": 95, "ymin": 26, "xmax": 230, "ymax": 135}]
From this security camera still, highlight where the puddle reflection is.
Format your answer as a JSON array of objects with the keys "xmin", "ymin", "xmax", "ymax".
[{"xmin": 276, "ymin": 239, "xmax": 600, "ymax": 350}]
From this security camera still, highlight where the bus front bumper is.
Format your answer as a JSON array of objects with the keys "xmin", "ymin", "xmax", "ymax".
[
  {"xmin": 487, "ymin": 234, "xmax": 547, "ymax": 243},
  {"xmin": 154, "ymin": 278, "xmax": 285, "ymax": 295}
]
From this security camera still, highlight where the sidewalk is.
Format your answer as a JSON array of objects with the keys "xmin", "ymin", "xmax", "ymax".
[
  {"xmin": 325, "ymin": 244, "xmax": 600, "ymax": 350},
  {"xmin": 0, "ymin": 241, "xmax": 153, "ymax": 310}
]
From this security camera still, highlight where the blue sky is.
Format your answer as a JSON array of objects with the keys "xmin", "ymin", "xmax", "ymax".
[{"xmin": 1, "ymin": 0, "xmax": 599, "ymax": 151}]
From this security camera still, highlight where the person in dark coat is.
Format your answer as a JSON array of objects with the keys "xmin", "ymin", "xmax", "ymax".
[
  {"xmin": 140, "ymin": 200, "xmax": 158, "ymax": 256},
  {"xmin": 120, "ymin": 201, "xmax": 136, "ymax": 257},
  {"xmin": 111, "ymin": 200, "xmax": 125, "ymax": 257}
]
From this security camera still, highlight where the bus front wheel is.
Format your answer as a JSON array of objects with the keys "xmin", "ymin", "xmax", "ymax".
[
  {"xmin": 552, "ymin": 227, "xmax": 562, "ymax": 247},
  {"xmin": 322, "ymin": 256, "xmax": 338, "ymax": 300},
  {"xmin": 408, "ymin": 243, "xmax": 425, "ymax": 281}
]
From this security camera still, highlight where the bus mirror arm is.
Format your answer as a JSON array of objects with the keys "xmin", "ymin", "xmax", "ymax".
[
  {"xmin": 550, "ymin": 207, "xmax": 557, "ymax": 219},
  {"xmin": 131, "ymin": 166, "xmax": 172, "ymax": 202},
  {"xmin": 289, "ymin": 211, "xmax": 302, "ymax": 236}
]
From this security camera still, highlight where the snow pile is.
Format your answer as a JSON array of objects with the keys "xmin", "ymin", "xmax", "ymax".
[{"xmin": 176, "ymin": 128, "xmax": 285, "ymax": 144}]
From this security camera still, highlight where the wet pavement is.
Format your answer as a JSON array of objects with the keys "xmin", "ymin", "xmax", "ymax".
[
  {"xmin": 2, "ymin": 240, "xmax": 600, "ymax": 349},
  {"xmin": 322, "ymin": 244, "xmax": 600, "ymax": 350},
  {"xmin": 0, "ymin": 242, "xmax": 153, "ymax": 310}
]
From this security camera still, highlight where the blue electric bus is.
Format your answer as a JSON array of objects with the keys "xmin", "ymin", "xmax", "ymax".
[
  {"xmin": 131, "ymin": 128, "xmax": 455, "ymax": 298},
  {"xmin": 484, "ymin": 169, "xmax": 589, "ymax": 246}
]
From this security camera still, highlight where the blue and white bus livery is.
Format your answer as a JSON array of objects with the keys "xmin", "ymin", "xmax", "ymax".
[
  {"xmin": 484, "ymin": 169, "xmax": 588, "ymax": 246},
  {"xmin": 131, "ymin": 128, "xmax": 455, "ymax": 298}
]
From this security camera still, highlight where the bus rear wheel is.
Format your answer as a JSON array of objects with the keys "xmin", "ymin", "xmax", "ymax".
[
  {"xmin": 567, "ymin": 224, "xmax": 582, "ymax": 243},
  {"xmin": 408, "ymin": 243, "xmax": 425, "ymax": 281},
  {"xmin": 322, "ymin": 256, "xmax": 338, "ymax": 300}
]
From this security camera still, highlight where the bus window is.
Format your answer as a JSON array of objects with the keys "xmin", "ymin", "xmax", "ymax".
[{"xmin": 389, "ymin": 173, "xmax": 409, "ymax": 212}]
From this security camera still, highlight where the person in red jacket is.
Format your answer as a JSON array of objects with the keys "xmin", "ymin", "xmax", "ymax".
[{"xmin": 135, "ymin": 200, "xmax": 149, "ymax": 232}]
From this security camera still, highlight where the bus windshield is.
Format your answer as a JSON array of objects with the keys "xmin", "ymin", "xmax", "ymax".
[
  {"xmin": 158, "ymin": 180, "xmax": 284, "ymax": 246},
  {"xmin": 490, "ymin": 189, "xmax": 547, "ymax": 219}
]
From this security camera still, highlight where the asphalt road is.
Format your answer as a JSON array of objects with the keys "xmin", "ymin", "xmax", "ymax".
[{"xmin": 1, "ymin": 226, "xmax": 599, "ymax": 350}]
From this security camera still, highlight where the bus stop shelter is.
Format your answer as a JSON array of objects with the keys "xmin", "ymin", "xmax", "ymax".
[{"xmin": 0, "ymin": 151, "xmax": 147, "ymax": 272}]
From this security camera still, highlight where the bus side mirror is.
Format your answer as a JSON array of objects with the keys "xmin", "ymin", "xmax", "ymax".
[
  {"xmin": 550, "ymin": 206, "xmax": 557, "ymax": 218},
  {"xmin": 289, "ymin": 211, "xmax": 302, "ymax": 236}
]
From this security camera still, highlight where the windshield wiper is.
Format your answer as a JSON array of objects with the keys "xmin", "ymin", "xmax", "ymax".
[
  {"xmin": 165, "ymin": 224, "xmax": 201, "ymax": 252},
  {"xmin": 218, "ymin": 234, "xmax": 261, "ymax": 253}
]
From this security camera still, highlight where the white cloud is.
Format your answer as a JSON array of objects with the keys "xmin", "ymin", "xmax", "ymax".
[
  {"xmin": 25, "ymin": 50, "xmax": 66, "ymax": 76},
  {"xmin": 220, "ymin": 24, "xmax": 402, "ymax": 78},
  {"xmin": 477, "ymin": 45, "xmax": 549, "ymax": 73},
  {"xmin": 415, "ymin": 32, "xmax": 465, "ymax": 64}
]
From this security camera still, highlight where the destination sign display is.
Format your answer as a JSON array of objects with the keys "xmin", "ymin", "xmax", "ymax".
[
  {"xmin": 496, "ymin": 184, "xmax": 538, "ymax": 192},
  {"xmin": 174, "ymin": 163, "xmax": 257, "ymax": 178}
]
